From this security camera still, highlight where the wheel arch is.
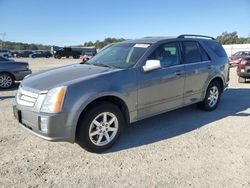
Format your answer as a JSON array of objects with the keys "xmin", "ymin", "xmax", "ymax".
[
  {"xmin": 0, "ymin": 71, "xmax": 16, "ymax": 80},
  {"xmin": 202, "ymin": 76, "xmax": 225, "ymax": 99},
  {"xmin": 74, "ymin": 95, "xmax": 130, "ymax": 139}
]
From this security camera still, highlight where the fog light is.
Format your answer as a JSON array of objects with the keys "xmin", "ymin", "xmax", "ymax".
[{"xmin": 39, "ymin": 116, "xmax": 48, "ymax": 133}]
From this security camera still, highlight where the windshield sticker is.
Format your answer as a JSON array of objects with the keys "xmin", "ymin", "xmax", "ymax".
[{"xmin": 134, "ymin": 44, "xmax": 150, "ymax": 48}]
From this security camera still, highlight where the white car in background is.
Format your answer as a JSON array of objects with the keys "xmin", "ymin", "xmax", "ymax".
[{"xmin": 0, "ymin": 50, "xmax": 11, "ymax": 58}]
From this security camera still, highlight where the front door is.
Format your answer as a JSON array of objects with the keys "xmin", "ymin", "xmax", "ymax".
[{"xmin": 137, "ymin": 42, "xmax": 185, "ymax": 119}]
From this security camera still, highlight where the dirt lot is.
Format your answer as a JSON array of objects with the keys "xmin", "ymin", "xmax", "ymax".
[{"xmin": 0, "ymin": 58, "xmax": 250, "ymax": 188}]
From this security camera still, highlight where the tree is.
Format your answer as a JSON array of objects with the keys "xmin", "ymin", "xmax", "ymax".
[{"xmin": 216, "ymin": 32, "xmax": 249, "ymax": 44}]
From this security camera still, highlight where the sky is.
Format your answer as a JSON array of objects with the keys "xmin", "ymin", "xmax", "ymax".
[{"xmin": 0, "ymin": 0, "xmax": 249, "ymax": 46}]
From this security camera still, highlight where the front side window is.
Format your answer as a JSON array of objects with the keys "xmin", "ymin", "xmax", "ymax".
[
  {"xmin": 88, "ymin": 43, "xmax": 150, "ymax": 69},
  {"xmin": 148, "ymin": 42, "xmax": 180, "ymax": 67},
  {"xmin": 182, "ymin": 41, "xmax": 202, "ymax": 64}
]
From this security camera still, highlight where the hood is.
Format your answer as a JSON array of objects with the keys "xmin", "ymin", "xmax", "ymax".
[{"xmin": 21, "ymin": 64, "xmax": 112, "ymax": 92}]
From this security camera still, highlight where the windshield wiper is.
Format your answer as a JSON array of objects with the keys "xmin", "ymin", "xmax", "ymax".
[{"xmin": 94, "ymin": 63, "xmax": 115, "ymax": 69}]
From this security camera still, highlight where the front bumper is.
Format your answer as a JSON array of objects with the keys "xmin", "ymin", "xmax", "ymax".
[
  {"xmin": 13, "ymin": 69, "xmax": 32, "ymax": 81},
  {"xmin": 13, "ymin": 105, "xmax": 74, "ymax": 142}
]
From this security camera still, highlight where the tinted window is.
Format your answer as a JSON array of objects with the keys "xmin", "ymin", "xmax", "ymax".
[
  {"xmin": 88, "ymin": 43, "xmax": 149, "ymax": 69},
  {"xmin": 182, "ymin": 41, "xmax": 201, "ymax": 63},
  {"xmin": 203, "ymin": 40, "xmax": 227, "ymax": 57},
  {"xmin": 148, "ymin": 42, "xmax": 180, "ymax": 67},
  {"xmin": 199, "ymin": 44, "xmax": 210, "ymax": 61}
]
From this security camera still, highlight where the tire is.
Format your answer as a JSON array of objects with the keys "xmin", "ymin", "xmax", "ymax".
[
  {"xmin": 56, "ymin": 55, "xmax": 61, "ymax": 59},
  {"xmin": 73, "ymin": 55, "xmax": 80, "ymax": 59},
  {"xmin": 198, "ymin": 81, "xmax": 221, "ymax": 111},
  {"xmin": 76, "ymin": 102, "xmax": 125, "ymax": 153},
  {"xmin": 0, "ymin": 73, "xmax": 14, "ymax": 89},
  {"xmin": 238, "ymin": 77, "xmax": 245, "ymax": 83}
]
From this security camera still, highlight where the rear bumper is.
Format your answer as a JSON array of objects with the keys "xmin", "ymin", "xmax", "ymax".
[
  {"xmin": 13, "ymin": 105, "xmax": 74, "ymax": 142},
  {"xmin": 237, "ymin": 72, "xmax": 250, "ymax": 78},
  {"xmin": 13, "ymin": 70, "xmax": 32, "ymax": 81}
]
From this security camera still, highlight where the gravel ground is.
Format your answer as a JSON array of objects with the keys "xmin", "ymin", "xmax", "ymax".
[{"xmin": 0, "ymin": 58, "xmax": 250, "ymax": 188}]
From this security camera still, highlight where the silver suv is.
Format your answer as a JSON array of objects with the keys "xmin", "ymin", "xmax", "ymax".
[{"xmin": 13, "ymin": 35, "xmax": 229, "ymax": 153}]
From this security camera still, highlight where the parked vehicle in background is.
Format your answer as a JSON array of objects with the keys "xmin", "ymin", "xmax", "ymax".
[
  {"xmin": 0, "ymin": 56, "xmax": 32, "ymax": 89},
  {"xmin": 0, "ymin": 50, "xmax": 11, "ymax": 58},
  {"xmin": 10, "ymin": 51, "xmax": 20, "ymax": 57},
  {"xmin": 54, "ymin": 47, "xmax": 81, "ymax": 59},
  {"xmin": 13, "ymin": 35, "xmax": 229, "ymax": 153},
  {"xmin": 16, "ymin": 51, "xmax": 33, "ymax": 58},
  {"xmin": 80, "ymin": 51, "xmax": 96, "ymax": 63},
  {"xmin": 237, "ymin": 56, "xmax": 250, "ymax": 83},
  {"xmin": 229, "ymin": 51, "xmax": 250, "ymax": 66},
  {"xmin": 30, "ymin": 51, "xmax": 52, "ymax": 58}
]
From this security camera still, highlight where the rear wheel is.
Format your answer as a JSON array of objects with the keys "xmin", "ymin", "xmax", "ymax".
[
  {"xmin": 76, "ymin": 102, "xmax": 125, "ymax": 153},
  {"xmin": 55, "ymin": 55, "xmax": 61, "ymax": 59},
  {"xmin": 73, "ymin": 55, "xmax": 80, "ymax": 59},
  {"xmin": 0, "ymin": 73, "xmax": 14, "ymax": 89},
  {"xmin": 238, "ymin": 76, "xmax": 245, "ymax": 83},
  {"xmin": 198, "ymin": 81, "xmax": 221, "ymax": 111}
]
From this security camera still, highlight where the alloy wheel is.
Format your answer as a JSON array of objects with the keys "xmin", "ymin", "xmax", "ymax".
[
  {"xmin": 89, "ymin": 112, "xmax": 119, "ymax": 146},
  {"xmin": 207, "ymin": 86, "xmax": 219, "ymax": 107},
  {"xmin": 0, "ymin": 74, "xmax": 13, "ymax": 88}
]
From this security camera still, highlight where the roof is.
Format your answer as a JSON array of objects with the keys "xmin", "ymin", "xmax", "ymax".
[
  {"xmin": 121, "ymin": 34, "xmax": 216, "ymax": 44},
  {"xmin": 122, "ymin": 37, "xmax": 176, "ymax": 44}
]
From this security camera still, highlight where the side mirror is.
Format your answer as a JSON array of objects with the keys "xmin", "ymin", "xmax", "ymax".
[{"xmin": 143, "ymin": 60, "xmax": 161, "ymax": 72}]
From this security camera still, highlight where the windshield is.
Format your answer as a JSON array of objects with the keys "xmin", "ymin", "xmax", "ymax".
[{"xmin": 87, "ymin": 43, "xmax": 150, "ymax": 69}]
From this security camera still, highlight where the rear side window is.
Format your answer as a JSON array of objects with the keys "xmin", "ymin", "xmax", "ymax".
[
  {"xmin": 199, "ymin": 44, "xmax": 210, "ymax": 61},
  {"xmin": 203, "ymin": 41, "xmax": 227, "ymax": 57},
  {"xmin": 182, "ymin": 41, "xmax": 202, "ymax": 64}
]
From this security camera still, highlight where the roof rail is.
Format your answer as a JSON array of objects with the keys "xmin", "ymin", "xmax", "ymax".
[{"xmin": 178, "ymin": 34, "xmax": 215, "ymax": 40}]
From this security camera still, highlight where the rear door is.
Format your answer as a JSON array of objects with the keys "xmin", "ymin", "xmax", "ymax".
[{"xmin": 181, "ymin": 41, "xmax": 211, "ymax": 104}]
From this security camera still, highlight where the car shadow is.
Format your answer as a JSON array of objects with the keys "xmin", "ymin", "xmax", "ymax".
[
  {"xmin": 0, "ymin": 82, "xmax": 19, "ymax": 92},
  {"xmin": 0, "ymin": 96, "xmax": 15, "ymax": 100},
  {"xmin": 107, "ymin": 88, "xmax": 250, "ymax": 153}
]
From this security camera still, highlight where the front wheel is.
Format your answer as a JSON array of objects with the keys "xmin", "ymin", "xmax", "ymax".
[
  {"xmin": 0, "ymin": 73, "xmax": 14, "ymax": 89},
  {"xmin": 76, "ymin": 102, "xmax": 125, "ymax": 153},
  {"xmin": 198, "ymin": 81, "xmax": 221, "ymax": 111}
]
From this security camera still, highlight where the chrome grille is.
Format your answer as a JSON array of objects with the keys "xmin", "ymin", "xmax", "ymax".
[{"xmin": 17, "ymin": 87, "xmax": 39, "ymax": 107}]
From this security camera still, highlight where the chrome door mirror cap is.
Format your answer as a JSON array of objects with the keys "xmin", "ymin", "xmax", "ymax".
[{"xmin": 143, "ymin": 60, "xmax": 161, "ymax": 72}]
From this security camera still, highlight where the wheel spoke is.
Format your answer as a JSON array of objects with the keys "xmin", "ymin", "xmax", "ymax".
[
  {"xmin": 93, "ymin": 120, "xmax": 101, "ymax": 127},
  {"xmin": 107, "ymin": 117, "xmax": 116, "ymax": 126},
  {"xmin": 97, "ymin": 133, "xmax": 103, "ymax": 144},
  {"xmin": 103, "ymin": 112, "xmax": 107, "ymax": 123},
  {"xmin": 90, "ymin": 130, "xmax": 99, "ymax": 137},
  {"xmin": 104, "ymin": 132, "xmax": 110, "ymax": 142},
  {"xmin": 108, "ymin": 127, "xmax": 118, "ymax": 132}
]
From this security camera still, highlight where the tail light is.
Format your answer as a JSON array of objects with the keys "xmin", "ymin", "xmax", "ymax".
[{"xmin": 238, "ymin": 60, "xmax": 247, "ymax": 72}]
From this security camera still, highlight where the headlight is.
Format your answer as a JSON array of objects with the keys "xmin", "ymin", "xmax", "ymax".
[{"xmin": 40, "ymin": 86, "xmax": 67, "ymax": 113}]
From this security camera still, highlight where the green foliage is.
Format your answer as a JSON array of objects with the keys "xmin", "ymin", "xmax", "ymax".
[
  {"xmin": 0, "ymin": 40, "xmax": 51, "ymax": 50},
  {"xmin": 1, "ymin": 33, "xmax": 249, "ymax": 50},
  {"xmin": 83, "ymin": 37, "xmax": 125, "ymax": 49},
  {"xmin": 216, "ymin": 32, "xmax": 249, "ymax": 44}
]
